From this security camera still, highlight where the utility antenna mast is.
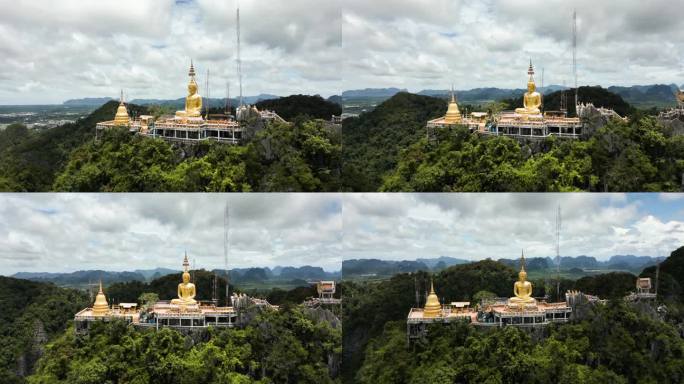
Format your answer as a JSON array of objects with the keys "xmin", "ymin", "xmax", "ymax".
[
  {"xmin": 205, "ymin": 69, "xmax": 210, "ymax": 119},
  {"xmin": 236, "ymin": 7, "xmax": 244, "ymax": 108},
  {"xmin": 541, "ymin": 67, "xmax": 545, "ymax": 112},
  {"xmin": 572, "ymin": 10, "xmax": 578, "ymax": 109},
  {"xmin": 225, "ymin": 81, "xmax": 231, "ymax": 115},
  {"xmin": 224, "ymin": 203, "xmax": 230, "ymax": 306},
  {"xmin": 555, "ymin": 205, "xmax": 561, "ymax": 300}
]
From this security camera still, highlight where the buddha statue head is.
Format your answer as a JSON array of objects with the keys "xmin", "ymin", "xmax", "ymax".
[
  {"xmin": 182, "ymin": 271, "xmax": 191, "ymax": 284},
  {"xmin": 188, "ymin": 79, "xmax": 198, "ymax": 96},
  {"xmin": 518, "ymin": 269, "xmax": 527, "ymax": 282},
  {"xmin": 527, "ymin": 81, "xmax": 536, "ymax": 93}
]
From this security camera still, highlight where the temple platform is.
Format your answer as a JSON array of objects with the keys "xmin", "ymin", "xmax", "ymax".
[
  {"xmin": 484, "ymin": 111, "xmax": 583, "ymax": 139},
  {"xmin": 96, "ymin": 116, "xmax": 243, "ymax": 144},
  {"xmin": 406, "ymin": 298, "xmax": 572, "ymax": 342}
]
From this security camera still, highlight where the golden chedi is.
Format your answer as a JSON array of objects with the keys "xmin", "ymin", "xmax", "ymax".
[
  {"xmin": 444, "ymin": 89, "xmax": 462, "ymax": 124},
  {"xmin": 113, "ymin": 90, "xmax": 130, "ymax": 126},
  {"xmin": 175, "ymin": 60, "xmax": 203, "ymax": 119},
  {"xmin": 423, "ymin": 279, "xmax": 442, "ymax": 317},
  {"xmin": 92, "ymin": 281, "xmax": 110, "ymax": 316},
  {"xmin": 171, "ymin": 253, "xmax": 197, "ymax": 306},
  {"xmin": 515, "ymin": 60, "xmax": 542, "ymax": 115},
  {"xmin": 509, "ymin": 250, "xmax": 536, "ymax": 306}
]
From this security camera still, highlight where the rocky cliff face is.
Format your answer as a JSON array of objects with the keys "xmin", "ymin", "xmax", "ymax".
[{"xmin": 15, "ymin": 320, "xmax": 48, "ymax": 377}]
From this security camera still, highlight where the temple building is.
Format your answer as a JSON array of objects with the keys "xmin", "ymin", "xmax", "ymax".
[
  {"xmin": 407, "ymin": 251, "xmax": 573, "ymax": 342},
  {"xmin": 96, "ymin": 60, "xmax": 285, "ymax": 144},
  {"xmin": 426, "ymin": 89, "xmax": 488, "ymax": 136},
  {"xmin": 427, "ymin": 61, "xmax": 584, "ymax": 140},
  {"xmin": 304, "ymin": 280, "xmax": 342, "ymax": 307},
  {"xmin": 75, "ymin": 254, "xmax": 277, "ymax": 334},
  {"xmin": 486, "ymin": 61, "xmax": 583, "ymax": 139}
]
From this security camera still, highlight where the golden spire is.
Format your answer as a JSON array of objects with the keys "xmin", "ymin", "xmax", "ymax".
[
  {"xmin": 113, "ymin": 89, "xmax": 130, "ymax": 126},
  {"xmin": 189, "ymin": 59, "xmax": 196, "ymax": 78},
  {"xmin": 92, "ymin": 280, "xmax": 110, "ymax": 316},
  {"xmin": 527, "ymin": 59, "xmax": 535, "ymax": 83},
  {"xmin": 423, "ymin": 278, "xmax": 442, "ymax": 318},
  {"xmin": 183, "ymin": 251, "xmax": 190, "ymax": 272},
  {"xmin": 520, "ymin": 249, "xmax": 526, "ymax": 273},
  {"xmin": 444, "ymin": 84, "xmax": 462, "ymax": 124}
]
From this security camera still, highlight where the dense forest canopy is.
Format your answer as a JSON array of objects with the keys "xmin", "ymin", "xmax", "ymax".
[
  {"xmin": 0, "ymin": 100, "xmax": 341, "ymax": 192},
  {"xmin": 343, "ymin": 248, "xmax": 684, "ymax": 383},
  {"xmin": 342, "ymin": 91, "xmax": 684, "ymax": 192},
  {"xmin": 255, "ymin": 94, "xmax": 342, "ymax": 121},
  {"xmin": 1, "ymin": 274, "xmax": 341, "ymax": 384}
]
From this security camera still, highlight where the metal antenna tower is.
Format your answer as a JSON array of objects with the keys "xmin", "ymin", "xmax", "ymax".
[
  {"xmin": 225, "ymin": 81, "xmax": 231, "ymax": 115},
  {"xmin": 236, "ymin": 6, "xmax": 243, "ymax": 108},
  {"xmin": 541, "ymin": 67, "xmax": 545, "ymax": 112},
  {"xmin": 205, "ymin": 69, "xmax": 210, "ymax": 119},
  {"xmin": 224, "ymin": 203, "xmax": 230, "ymax": 306},
  {"xmin": 572, "ymin": 10, "xmax": 578, "ymax": 109},
  {"xmin": 555, "ymin": 205, "xmax": 561, "ymax": 300}
]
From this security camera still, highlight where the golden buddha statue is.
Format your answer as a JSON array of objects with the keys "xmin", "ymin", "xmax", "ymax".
[
  {"xmin": 444, "ymin": 88, "xmax": 462, "ymax": 124},
  {"xmin": 92, "ymin": 281, "xmax": 110, "ymax": 316},
  {"xmin": 509, "ymin": 251, "xmax": 535, "ymax": 306},
  {"xmin": 171, "ymin": 254, "xmax": 197, "ymax": 305},
  {"xmin": 175, "ymin": 60, "xmax": 203, "ymax": 119},
  {"xmin": 423, "ymin": 279, "xmax": 442, "ymax": 317},
  {"xmin": 515, "ymin": 60, "xmax": 542, "ymax": 115},
  {"xmin": 113, "ymin": 90, "xmax": 130, "ymax": 126}
]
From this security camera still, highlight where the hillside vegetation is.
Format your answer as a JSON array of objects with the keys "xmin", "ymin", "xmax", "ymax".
[
  {"xmin": 342, "ymin": 90, "xmax": 684, "ymax": 192},
  {"xmin": 343, "ymin": 249, "xmax": 684, "ymax": 383},
  {"xmin": 0, "ymin": 100, "xmax": 341, "ymax": 192},
  {"xmin": 1, "ymin": 274, "xmax": 340, "ymax": 384},
  {"xmin": 255, "ymin": 94, "xmax": 342, "ymax": 120}
]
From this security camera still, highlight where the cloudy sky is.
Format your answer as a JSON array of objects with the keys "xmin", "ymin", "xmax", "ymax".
[
  {"xmin": 0, "ymin": 194, "xmax": 342, "ymax": 275},
  {"xmin": 0, "ymin": 0, "xmax": 341, "ymax": 104},
  {"xmin": 343, "ymin": 193, "xmax": 684, "ymax": 262},
  {"xmin": 343, "ymin": 0, "xmax": 684, "ymax": 92}
]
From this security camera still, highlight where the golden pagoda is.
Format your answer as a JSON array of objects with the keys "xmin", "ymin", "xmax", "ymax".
[
  {"xmin": 444, "ymin": 88, "xmax": 462, "ymax": 124},
  {"xmin": 92, "ymin": 281, "xmax": 110, "ymax": 316},
  {"xmin": 113, "ymin": 90, "xmax": 130, "ymax": 126},
  {"xmin": 423, "ymin": 279, "xmax": 442, "ymax": 318}
]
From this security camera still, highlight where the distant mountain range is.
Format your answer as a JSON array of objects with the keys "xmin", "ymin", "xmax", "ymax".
[
  {"xmin": 342, "ymin": 84, "xmax": 681, "ymax": 107},
  {"xmin": 342, "ymin": 255, "xmax": 663, "ymax": 278},
  {"xmin": 12, "ymin": 265, "xmax": 341, "ymax": 286},
  {"xmin": 63, "ymin": 97, "xmax": 115, "ymax": 106},
  {"xmin": 342, "ymin": 257, "xmax": 469, "ymax": 277},
  {"xmin": 342, "ymin": 88, "xmax": 408, "ymax": 98},
  {"xmin": 62, "ymin": 94, "xmax": 280, "ymax": 107},
  {"xmin": 496, "ymin": 255, "xmax": 664, "ymax": 271}
]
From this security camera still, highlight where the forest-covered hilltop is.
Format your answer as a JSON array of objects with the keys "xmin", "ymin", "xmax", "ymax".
[
  {"xmin": 0, "ymin": 98, "xmax": 342, "ymax": 192},
  {"xmin": 342, "ymin": 91, "xmax": 684, "ymax": 192},
  {"xmin": 1, "ymin": 274, "xmax": 341, "ymax": 384},
  {"xmin": 342, "ymin": 246, "xmax": 684, "ymax": 383}
]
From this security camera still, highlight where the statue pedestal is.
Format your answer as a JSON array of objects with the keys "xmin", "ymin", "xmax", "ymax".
[
  {"xmin": 506, "ymin": 299, "xmax": 537, "ymax": 312},
  {"xmin": 169, "ymin": 302, "xmax": 199, "ymax": 313}
]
